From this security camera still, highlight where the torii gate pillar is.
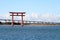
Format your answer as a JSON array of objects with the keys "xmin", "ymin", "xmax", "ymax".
[{"xmin": 10, "ymin": 12, "xmax": 25, "ymax": 26}]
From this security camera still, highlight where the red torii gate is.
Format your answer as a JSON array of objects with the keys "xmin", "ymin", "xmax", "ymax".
[{"xmin": 10, "ymin": 12, "xmax": 25, "ymax": 26}]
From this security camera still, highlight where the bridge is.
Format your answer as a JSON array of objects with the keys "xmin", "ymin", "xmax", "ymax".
[
  {"xmin": 0, "ymin": 19, "xmax": 43, "ymax": 24},
  {"xmin": 0, "ymin": 19, "xmax": 58, "ymax": 26}
]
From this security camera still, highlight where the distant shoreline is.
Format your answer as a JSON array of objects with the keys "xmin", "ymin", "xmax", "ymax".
[
  {"xmin": 0, "ymin": 24, "xmax": 60, "ymax": 26},
  {"xmin": 24, "ymin": 24, "xmax": 60, "ymax": 26},
  {"xmin": 0, "ymin": 22, "xmax": 60, "ymax": 26}
]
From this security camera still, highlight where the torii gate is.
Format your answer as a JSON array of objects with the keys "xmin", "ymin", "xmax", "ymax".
[{"xmin": 10, "ymin": 12, "xmax": 25, "ymax": 26}]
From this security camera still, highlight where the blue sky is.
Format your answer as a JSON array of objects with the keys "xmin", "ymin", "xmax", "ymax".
[{"xmin": 0, "ymin": 0, "xmax": 60, "ymax": 22}]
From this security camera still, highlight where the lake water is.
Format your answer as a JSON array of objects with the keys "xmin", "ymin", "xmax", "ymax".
[{"xmin": 0, "ymin": 25, "xmax": 60, "ymax": 40}]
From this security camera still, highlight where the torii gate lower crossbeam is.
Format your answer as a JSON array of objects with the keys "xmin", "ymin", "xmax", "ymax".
[{"xmin": 10, "ymin": 12, "xmax": 25, "ymax": 26}]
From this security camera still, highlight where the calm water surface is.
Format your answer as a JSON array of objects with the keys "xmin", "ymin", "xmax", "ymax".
[{"xmin": 0, "ymin": 25, "xmax": 60, "ymax": 40}]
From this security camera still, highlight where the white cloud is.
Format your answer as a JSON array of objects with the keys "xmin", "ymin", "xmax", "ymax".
[
  {"xmin": 0, "ymin": 13, "xmax": 10, "ymax": 19},
  {"xmin": 24, "ymin": 13, "xmax": 41, "ymax": 21},
  {"xmin": 24, "ymin": 13, "xmax": 60, "ymax": 22},
  {"xmin": 0, "ymin": 13, "xmax": 60, "ymax": 22}
]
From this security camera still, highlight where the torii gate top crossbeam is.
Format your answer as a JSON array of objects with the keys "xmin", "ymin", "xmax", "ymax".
[
  {"xmin": 10, "ymin": 12, "xmax": 25, "ymax": 16},
  {"xmin": 10, "ymin": 12, "xmax": 25, "ymax": 14}
]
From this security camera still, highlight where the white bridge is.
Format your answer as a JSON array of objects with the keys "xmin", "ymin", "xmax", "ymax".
[{"xmin": 0, "ymin": 19, "xmax": 43, "ymax": 24}]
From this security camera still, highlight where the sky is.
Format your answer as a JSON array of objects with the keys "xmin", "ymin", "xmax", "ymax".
[{"xmin": 0, "ymin": 0, "xmax": 60, "ymax": 22}]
